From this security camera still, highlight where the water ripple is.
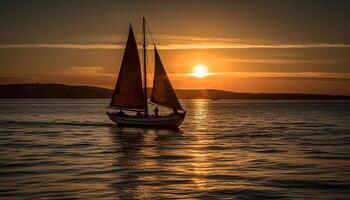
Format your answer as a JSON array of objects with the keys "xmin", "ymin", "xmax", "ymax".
[{"xmin": 0, "ymin": 99, "xmax": 349, "ymax": 199}]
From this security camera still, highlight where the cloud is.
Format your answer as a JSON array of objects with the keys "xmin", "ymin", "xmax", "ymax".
[
  {"xmin": 65, "ymin": 66, "xmax": 114, "ymax": 77},
  {"xmin": 0, "ymin": 43, "xmax": 349, "ymax": 50},
  {"xmin": 173, "ymin": 72, "xmax": 350, "ymax": 81},
  {"xmin": 220, "ymin": 58, "xmax": 350, "ymax": 64},
  {"xmin": 157, "ymin": 43, "xmax": 350, "ymax": 50},
  {"xmin": 0, "ymin": 44, "xmax": 123, "ymax": 49},
  {"xmin": 226, "ymin": 72, "xmax": 350, "ymax": 79},
  {"xmin": 0, "ymin": 35, "xmax": 349, "ymax": 50}
]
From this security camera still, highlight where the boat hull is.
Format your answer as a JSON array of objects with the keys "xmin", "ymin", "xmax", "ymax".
[{"xmin": 107, "ymin": 112, "xmax": 186, "ymax": 128}]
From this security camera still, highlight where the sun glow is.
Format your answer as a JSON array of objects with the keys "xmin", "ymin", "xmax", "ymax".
[{"xmin": 192, "ymin": 64, "xmax": 209, "ymax": 78}]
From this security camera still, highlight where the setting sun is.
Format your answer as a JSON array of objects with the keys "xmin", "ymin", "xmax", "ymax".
[{"xmin": 192, "ymin": 64, "xmax": 209, "ymax": 78}]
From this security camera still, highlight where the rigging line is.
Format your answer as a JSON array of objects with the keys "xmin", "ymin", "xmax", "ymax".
[
  {"xmin": 144, "ymin": 20, "xmax": 155, "ymax": 94},
  {"xmin": 138, "ymin": 20, "xmax": 148, "ymax": 96},
  {"xmin": 144, "ymin": 29, "xmax": 153, "ymax": 97},
  {"xmin": 142, "ymin": 18, "xmax": 155, "ymax": 110},
  {"xmin": 145, "ymin": 21, "xmax": 156, "ymax": 47},
  {"xmin": 136, "ymin": 21, "xmax": 146, "ymax": 88}
]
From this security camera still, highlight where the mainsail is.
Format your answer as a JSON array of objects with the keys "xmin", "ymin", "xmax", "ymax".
[
  {"xmin": 150, "ymin": 48, "xmax": 183, "ymax": 110},
  {"xmin": 110, "ymin": 26, "xmax": 144, "ymax": 109}
]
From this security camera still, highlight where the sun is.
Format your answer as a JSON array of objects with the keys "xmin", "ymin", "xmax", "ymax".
[{"xmin": 192, "ymin": 64, "xmax": 208, "ymax": 78}]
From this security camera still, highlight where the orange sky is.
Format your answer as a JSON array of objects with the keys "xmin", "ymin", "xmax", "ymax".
[{"xmin": 0, "ymin": 0, "xmax": 350, "ymax": 95}]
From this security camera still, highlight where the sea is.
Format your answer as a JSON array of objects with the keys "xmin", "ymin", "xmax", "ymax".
[{"xmin": 0, "ymin": 99, "xmax": 349, "ymax": 199}]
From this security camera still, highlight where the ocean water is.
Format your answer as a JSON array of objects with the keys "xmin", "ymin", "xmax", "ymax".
[{"xmin": 0, "ymin": 99, "xmax": 349, "ymax": 199}]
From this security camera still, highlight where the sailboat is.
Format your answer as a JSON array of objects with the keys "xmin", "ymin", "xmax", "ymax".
[{"xmin": 107, "ymin": 18, "xmax": 186, "ymax": 128}]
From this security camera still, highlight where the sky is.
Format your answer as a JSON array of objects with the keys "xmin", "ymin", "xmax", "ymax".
[{"xmin": 1, "ymin": 0, "xmax": 350, "ymax": 95}]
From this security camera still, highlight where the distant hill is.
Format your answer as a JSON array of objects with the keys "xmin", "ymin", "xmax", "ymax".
[
  {"xmin": 1, "ymin": 83, "xmax": 350, "ymax": 100},
  {"xmin": 0, "ymin": 84, "xmax": 111, "ymax": 99}
]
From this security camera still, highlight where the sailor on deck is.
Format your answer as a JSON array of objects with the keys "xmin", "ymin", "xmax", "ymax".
[
  {"xmin": 172, "ymin": 107, "xmax": 178, "ymax": 115},
  {"xmin": 154, "ymin": 107, "xmax": 159, "ymax": 117}
]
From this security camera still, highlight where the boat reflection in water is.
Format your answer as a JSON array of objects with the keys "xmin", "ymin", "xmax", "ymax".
[
  {"xmin": 108, "ymin": 100, "xmax": 217, "ymax": 199},
  {"xmin": 1, "ymin": 99, "xmax": 349, "ymax": 199}
]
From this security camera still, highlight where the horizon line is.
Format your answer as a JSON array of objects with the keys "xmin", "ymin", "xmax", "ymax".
[{"xmin": 1, "ymin": 82, "xmax": 349, "ymax": 96}]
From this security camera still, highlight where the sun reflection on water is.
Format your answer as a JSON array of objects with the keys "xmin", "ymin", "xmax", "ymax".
[{"xmin": 1, "ymin": 99, "xmax": 349, "ymax": 199}]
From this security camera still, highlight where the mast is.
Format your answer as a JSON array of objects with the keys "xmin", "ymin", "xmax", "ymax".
[{"xmin": 143, "ymin": 17, "xmax": 148, "ymax": 115}]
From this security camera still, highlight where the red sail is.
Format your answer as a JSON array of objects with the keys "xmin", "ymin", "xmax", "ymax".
[
  {"xmin": 150, "ymin": 48, "xmax": 183, "ymax": 110},
  {"xmin": 110, "ymin": 26, "xmax": 144, "ymax": 109}
]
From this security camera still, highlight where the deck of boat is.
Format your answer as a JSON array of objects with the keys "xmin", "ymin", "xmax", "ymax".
[{"xmin": 107, "ymin": 112, "xmax": 186, "ymax": 128}]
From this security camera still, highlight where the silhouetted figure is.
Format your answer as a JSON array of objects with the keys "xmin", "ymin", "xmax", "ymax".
[
  {"xmin": 118, "ymin": 110, "xmax": 125, "ymax": 117},
  {"xmin": 154, "ymin": 107, "xmax": 159, "ymax": 117},
  {"xmin": 173, "ymin": 107, "xmax": 178, "ymax": 115}
]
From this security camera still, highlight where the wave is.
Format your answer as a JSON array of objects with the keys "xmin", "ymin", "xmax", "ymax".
[{"xmin": 0, "ymin": 120, "xmax": 113, "ymax": 127}]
